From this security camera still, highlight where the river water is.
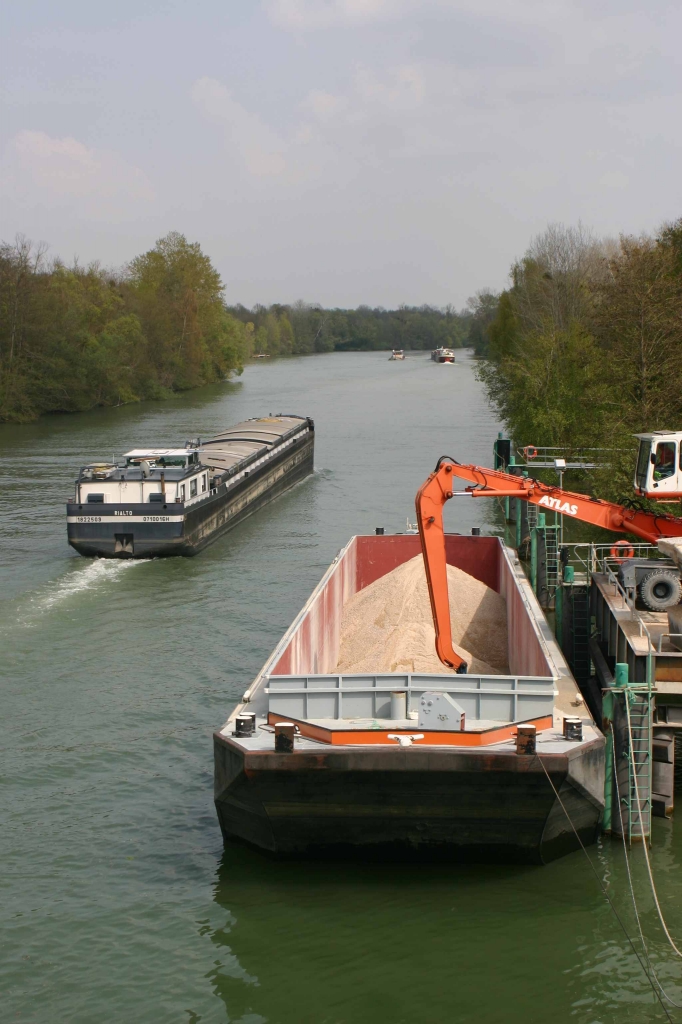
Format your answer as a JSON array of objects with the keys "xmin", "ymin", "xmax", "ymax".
[{"xmin": 2, "ymin": 350, "xmax": 680, "ymax": 1024}]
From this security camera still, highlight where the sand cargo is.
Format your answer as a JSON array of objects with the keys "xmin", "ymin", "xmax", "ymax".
[{"xmin": 214, "ymin": 534, "xmax": 604, "ymax": 863}]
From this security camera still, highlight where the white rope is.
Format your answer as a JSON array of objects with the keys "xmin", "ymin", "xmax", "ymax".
[
  {"xmin": 613, "ymin": 756, "xmax": 682, "ymax": 1009},
  {"xmin": 625, "ymin": 695, "xmax": 682, "ymax": 959},
  {"xmin": 535, "ymin": 754, "xmax": 674, "ymax": 1022}
]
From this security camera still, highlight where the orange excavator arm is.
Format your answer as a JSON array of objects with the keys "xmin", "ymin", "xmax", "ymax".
[{"xmin": 416, "ymin": 457, "xmax": 682, "ymax": 673}]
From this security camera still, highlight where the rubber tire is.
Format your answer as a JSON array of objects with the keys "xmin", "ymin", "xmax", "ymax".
[{"xmin": 639, "ymin": 570, "xmax": 682, "ymax": 612}]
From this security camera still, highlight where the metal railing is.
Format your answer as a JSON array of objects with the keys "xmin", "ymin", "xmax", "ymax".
[{"xmin": 514, "ymin": 446, "xmax": 618, "ymax": 470}]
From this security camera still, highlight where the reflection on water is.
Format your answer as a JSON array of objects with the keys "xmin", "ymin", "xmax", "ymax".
[{"xmin": 207, "ymin": 833, "xmax": 682, "ymax": 1024}]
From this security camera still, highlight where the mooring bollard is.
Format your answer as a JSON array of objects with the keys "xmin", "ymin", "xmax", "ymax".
[
  {"xmin": 516, "ymin": 724, "xmax": 536, "ymax": 755},
  {"xmin": 275, "ymin": 721, "xmax": 295, "ymax": 753},
  {"xmin": 235, "ymin": 712, "xmax": 256, "ymax": 737},
  {"xmin": 563, "ymin": 716, "xmax": 583, "ymax": 742},
  {"xmin": 390, "ymin": 691, "xmax": 407, "ymax": 720}
]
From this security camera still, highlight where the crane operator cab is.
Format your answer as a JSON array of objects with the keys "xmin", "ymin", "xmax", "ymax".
[{"xmin": 634, "ymin": 431, "xmax": 682, "ymax": 501}]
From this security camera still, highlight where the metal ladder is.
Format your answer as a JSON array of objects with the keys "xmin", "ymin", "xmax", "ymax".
[
  {"xmin": 626, "ymin": 689, "xmax": 652, "ymax": 842},
  {"xmin": 545, "ymin": 526, "xmax": 560, "ymax": 605},
  {"xmin": 566, "ymin": 585, "xmax": 591, "ymax": 683}
]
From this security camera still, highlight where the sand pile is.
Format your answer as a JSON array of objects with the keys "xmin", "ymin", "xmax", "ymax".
[{"xmin": 336, "ymin": 555, "xmax": 509, "ymax": 676}]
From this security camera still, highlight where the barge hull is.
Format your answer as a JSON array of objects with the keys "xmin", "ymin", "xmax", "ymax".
[{"xmin": 214, "ymin": 734, "xmax": 603, "ymax": 863}]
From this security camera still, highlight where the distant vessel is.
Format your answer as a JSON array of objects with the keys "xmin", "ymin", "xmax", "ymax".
[
  {"xmin": 67, "ymin": 416, "xmax": 314, "ymax": 558},
  {"xmin": 431, "ymin": 347, "xmax": 455, "ymax": 363},
  {"xmin": 389, "ymin": 349, "xmax": 406, "ymax": 360}
]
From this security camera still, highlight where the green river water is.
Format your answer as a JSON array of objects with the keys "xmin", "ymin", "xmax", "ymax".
[{"xmin": 2, "ymin": 351, "xmax": 680, "ymax": 1023}]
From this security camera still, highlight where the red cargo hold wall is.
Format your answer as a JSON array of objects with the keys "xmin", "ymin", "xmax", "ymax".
[{"xmin": 269, "ymin": 534, "xmax": 551, "ymax": 680}]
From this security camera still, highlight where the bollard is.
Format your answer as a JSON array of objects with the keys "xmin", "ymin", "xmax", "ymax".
[
  {"xmin": 471, "ymin": 527, "xmax": 481, "ymax": 536},
  {"xmin": 235, "ymin": 712, "xmax": 256, "ymax": 737},
  {"xmin": 615, "ymin": 663, "xmax": 629, "ymax": 687},
  {"xmin": 563, "ymin": 716, "xmax": 583, "ymax": 741},
  {"xmin": 275, "ymin": 721, "xmax": 295, "ymax": 753},
  {"xmin": 390, "ymin": 691, "xmax": 407, "ymax": 720},
  {"xmin": 375, "ymin": 527, "xmax": 385, "ymax": 535},
  {"xmin": 516, "ymin": 724, "xmax": 536, "ymax": 755}
]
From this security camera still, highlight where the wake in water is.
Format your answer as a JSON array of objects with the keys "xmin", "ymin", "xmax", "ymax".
[{"xmin": 2, "ymin": 558, "xmax": 149, "ymax": 632}]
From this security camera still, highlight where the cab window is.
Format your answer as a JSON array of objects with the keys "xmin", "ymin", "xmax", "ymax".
[
  {"xmin": 179, "ymin": 484, "xmax": 186, "ymax": 501},
  {"xmin": 635, "ymin": 440, "xmax": 650, "ymax": 488},
  {"xmin": 654, "ymin": 441, "xmax": 676, "ymax": 480},
  {"xmin": 201, "ymin": 474, "xmax": 207, "ymax": 492},
  {"xmin": 190, "ymin": 478, "xmax": 198, "ymax": 497}
]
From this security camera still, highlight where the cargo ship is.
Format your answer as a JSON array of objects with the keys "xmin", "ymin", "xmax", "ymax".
[
  {"xmin": 431, "ymin": 347, "xmax": 456, "ymax": 363},
  {"xmin": 214, "ymin": 533, "xmax": 604, "ymax": 864},
  {"xmin": 67, "ymin": 415, "xmax": 314, "ymax": 558}
]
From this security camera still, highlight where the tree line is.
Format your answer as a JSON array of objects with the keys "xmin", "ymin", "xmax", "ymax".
[
  {"xmin": 226, "ymin": 302, "xmax": 469, "ymax": 356},
  {"xmin": 0, "ymin": 232, "xmax": 252, "ymax": 423},
  {"xmin": 0, "ymin": 230, "xmax": 471, "ymax": 422},
  {"xmin": 472, "ymin": 219, "xmax": 682, "ymax": 502}
]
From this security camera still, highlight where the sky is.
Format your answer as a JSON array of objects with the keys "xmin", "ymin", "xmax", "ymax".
[{"xmin": 1, "ymin": 0, "xmax": 680, "ymax": 308}]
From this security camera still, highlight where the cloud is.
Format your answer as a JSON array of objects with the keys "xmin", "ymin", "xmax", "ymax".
[
  {"xmin": 266, "ymin": 0, "xmax": 576, "ymax": 31},
  {"xmin": 1, "ymin": 131, "xmax": 154, "ymax": 219},
  {"xmin": 191, "ymin": 77, "xmax": 287, "ymax": 177},
  {"xmin": 354, "ymin": 66, "xmax": 426, "ymax": 110},
  {"xmin": 599, "ymin": 170, "xmax": 630, "ymax": 189},
  {"xmin": 266, "ymin": 0, "xmax": 395, "ymax": 30},
  {"xmin": 301, "ymin": 90, "xmax": 349, "ymax": 121}
]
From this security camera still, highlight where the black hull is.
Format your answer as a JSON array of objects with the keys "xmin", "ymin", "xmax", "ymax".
[
  {"xmin": 67, "ymin": 436, "xmax": 314, "ymax": 559},
  {"xmin": 213, "ymin": 733, "xmax": 604, "ymax": 865}
]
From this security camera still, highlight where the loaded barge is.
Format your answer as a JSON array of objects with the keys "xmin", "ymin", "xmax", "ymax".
[
  {"xmin": 214, "ymin": 534, "xmax": 604, "ymax": 864},
  {"xmin": 67, "ymin": 415, "xmax": 314, "ymax": 558}
]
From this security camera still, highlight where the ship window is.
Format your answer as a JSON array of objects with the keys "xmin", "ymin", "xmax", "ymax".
[
  {"xmin": 654, "ymin": 441, "xmax": 676, "ymax": 480},
  {"xmin": 87, "ymin": 493, "xmax": 105, "ymax": 503},
  {"xmin": 179, "ymin": 484, "xmax": 186, "ymax": 502},
  {"xmin": 156, "ymin": 456, "xmax": 187, "ymax": 467},
  {"xmin": 201, "ymin": 474, "xmax": 207, "ymax": 492},
  {"xmin": 190, "ymin": 478, "xmax": 198, "ymax": 497},
  {"xmin": 635, "ymin": 440, "xmax": 651, "ymax": 488}
]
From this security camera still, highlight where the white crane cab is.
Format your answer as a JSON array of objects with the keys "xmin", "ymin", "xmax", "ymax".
[{"xmin": 634, "ymin": 431, "xmax": 682, "ymax": 500}]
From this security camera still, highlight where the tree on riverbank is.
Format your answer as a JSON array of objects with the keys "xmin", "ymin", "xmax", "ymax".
[
  {"xmin": 227, "ymin": 301, "xmax": 469, "ymax": 354},
  {"xmin": 477, "ymin": 219, "xmax": 682, "ymax": 501},
  {"xmin": 0, "ymin": 233, "xmax": 251, "ymax": 422}
]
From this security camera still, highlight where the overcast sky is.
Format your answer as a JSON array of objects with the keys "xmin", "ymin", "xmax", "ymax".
[{"xmin": 1, "ymin": 0, "xmax": 680, "ymax": 308}]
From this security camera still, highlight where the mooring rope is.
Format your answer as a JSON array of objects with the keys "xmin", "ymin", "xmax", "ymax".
[
  {"xmin": 612, "ymin": 757, "xmax": 682, "ymax": 1009},
  {"xmin": 625, "ymin": 695, "xmax": 682, "ymax": 959},
  {"xmin": 535, "ymin": 754, "xmax": 675, "ymax": 1022}
]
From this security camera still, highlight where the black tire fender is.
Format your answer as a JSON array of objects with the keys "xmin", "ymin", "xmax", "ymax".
[{"xmin": 639, "ymin": 570, "xmax": 682, "ymax": 612}]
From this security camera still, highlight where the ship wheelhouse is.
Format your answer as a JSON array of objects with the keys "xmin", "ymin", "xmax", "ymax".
[{"xmin": 76, "ymin": 449, "xmax": 206, "ymax": 506}]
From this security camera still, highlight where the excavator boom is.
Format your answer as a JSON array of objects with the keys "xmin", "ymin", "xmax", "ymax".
[{"xmin": 416, "ymin": 458, "xmax": 682, "ymax": 672}]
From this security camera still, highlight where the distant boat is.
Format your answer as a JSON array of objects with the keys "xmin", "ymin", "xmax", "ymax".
[
  {"xmin": 388, "ymin": 349, "xmax": 406, "ymax": 360},
  {"xmin": 431, "ymin": 347, "xmax": 455, "ymax": 363},
  {"xmin": 253, "ymin": 353, "xmax": 270, "ymax": 359}
]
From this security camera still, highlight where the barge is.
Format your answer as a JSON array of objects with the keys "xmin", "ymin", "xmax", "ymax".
[
  {"xmin": 431, "ymin": 347, "xmax": 455, "ymax": 363},
  {"xmin": 214, "ymin": 534, "xmax": 604, "ymax": 863},
  {"xmin": 67, "ymin": 415, "xmax": 314, "ymax": 558}
]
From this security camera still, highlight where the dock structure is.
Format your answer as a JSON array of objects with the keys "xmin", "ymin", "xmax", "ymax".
[{"xmin": 525, "ymin": 536, "xmax": 681, "ymax": 839}]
